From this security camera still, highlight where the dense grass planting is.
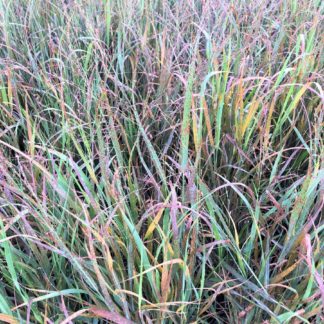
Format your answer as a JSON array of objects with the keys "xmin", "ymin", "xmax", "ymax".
[{"xmin": 0, "ymin": 0, "xmax": 323, "ymax": 323}]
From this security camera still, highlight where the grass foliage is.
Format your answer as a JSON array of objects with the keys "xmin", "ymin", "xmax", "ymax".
[{"xmin": 0, "ymin": 0, "xmax": 323, "ymax": 323}]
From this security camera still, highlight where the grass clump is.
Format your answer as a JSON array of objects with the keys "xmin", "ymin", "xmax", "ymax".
[{"xmin": 0, "ymin": 0, "xmax": 323, "ymax": 323}]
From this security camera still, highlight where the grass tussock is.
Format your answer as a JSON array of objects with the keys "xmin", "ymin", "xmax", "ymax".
[{"xmin": 0, "ymin": 0, "xmax": 323, "ymax": 323}]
